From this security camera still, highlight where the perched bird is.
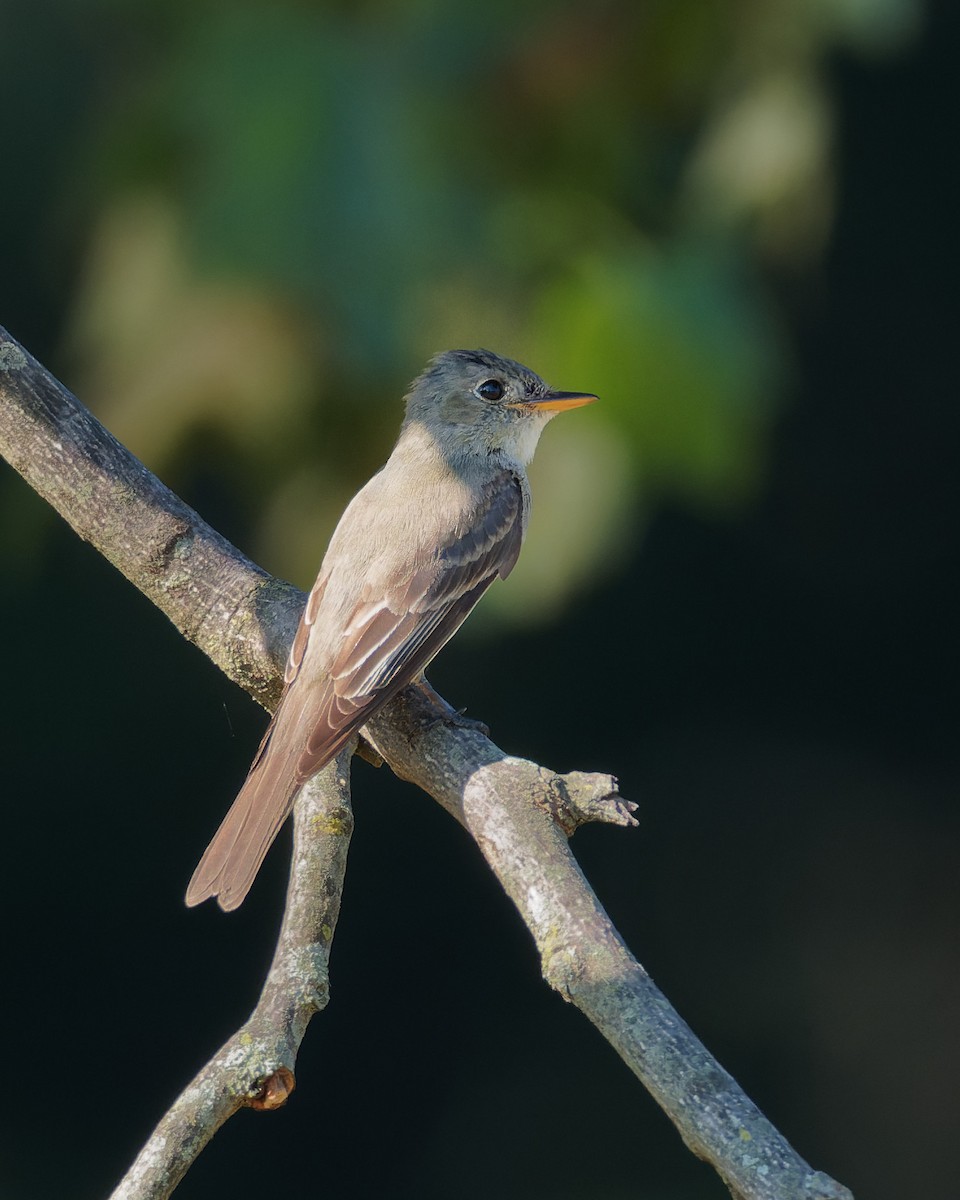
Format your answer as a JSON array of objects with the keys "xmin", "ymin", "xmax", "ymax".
[{"xmin": 186, "ymin": 349, "xmax": 597, "ymax": 911}]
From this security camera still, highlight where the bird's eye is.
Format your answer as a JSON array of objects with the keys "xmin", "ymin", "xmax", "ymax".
[{"xmin": 476, "ymin": 379, "xmax": 505, "ymax": 402}]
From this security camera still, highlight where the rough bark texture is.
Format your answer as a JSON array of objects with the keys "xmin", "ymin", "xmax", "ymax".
[
  {"xmin": 0, "ymin": 325, "xmax": 853, "ymax": 1200},
  {"xmin": 110, "ymin": 752, "xmax": 354, "ymax": 1200},
  {"xmin": 366, "ymin": 688, "xmax": 850, "ymax": 1200},
  {"xmin": 0, "ymin": 331, "xmax": 299, "ymax": 707}
]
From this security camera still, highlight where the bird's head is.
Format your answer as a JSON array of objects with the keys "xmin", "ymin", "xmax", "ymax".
[{"xmin": 402, "ymin": 349, "xmax": 597, "ymax": 466}]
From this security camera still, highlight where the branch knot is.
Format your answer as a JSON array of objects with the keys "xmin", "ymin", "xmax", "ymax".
[
  {"xmin": 538, "ymin": 769, "xmax": 637, "ymax": 836},
  {"xmin": 249, "ymin": 1066, "xmax": 296, "ymax": 1111}
]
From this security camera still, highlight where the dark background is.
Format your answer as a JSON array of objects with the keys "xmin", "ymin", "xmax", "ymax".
[{"xmin": 1, "ymin": 2, "xmax": 957, "ymax": 1198}]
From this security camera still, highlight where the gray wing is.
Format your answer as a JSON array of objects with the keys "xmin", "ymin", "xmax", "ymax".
[
  {"xmin": 295, "ymin": 467, "xmax": 524, "ymax": 778},
  {"xmin": 186, "ymin": 469, "xmax": 524, "ymax": 910}
]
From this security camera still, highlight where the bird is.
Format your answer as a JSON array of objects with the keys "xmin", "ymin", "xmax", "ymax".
[{"xmin": 186, "ymin": 348, "xmax": 597, "ymax": 911}]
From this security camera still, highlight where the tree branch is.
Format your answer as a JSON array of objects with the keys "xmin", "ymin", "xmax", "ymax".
[
  {"xmin": 0, "ymin": 325, "xmax": 852, "ymax": 1200},
  {"xmin": 0, "ymin": 330, "xmax": 299, "ymax": 706},
  {"xmin": 110, "ymin": 752, "xmax": 354, "ymax": 1200},
  {"xmin": 366, "ymin": 689, "xmax": 849, "ymax": 1200}
]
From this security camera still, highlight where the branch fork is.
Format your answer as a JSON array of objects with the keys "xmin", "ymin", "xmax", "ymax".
[{"xmin": 0, "ymin": 325, "xmax": 853, "ymax": 1200}]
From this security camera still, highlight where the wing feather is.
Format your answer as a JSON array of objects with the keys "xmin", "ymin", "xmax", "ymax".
[
  {"xmin": 294, "ymin": 470, "xmax": 524, "ymax": 779},
  {"xmin": 186, "ymin": 468, "xmax": 524, "ymax": 910}
]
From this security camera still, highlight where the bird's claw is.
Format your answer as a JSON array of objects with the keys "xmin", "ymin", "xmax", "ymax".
[{"xmin": 422, "ymin": 706, "xmax": 490, "ymax": 738}]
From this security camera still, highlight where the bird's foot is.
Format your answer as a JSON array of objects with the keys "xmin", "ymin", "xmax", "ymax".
[
  {"xmin": 408, "ymin": 679, "xmax": 491, "ymax": 738},
  {"xmin": 441, "ymin": 707, "xmax": 491, "ymax": 737}
]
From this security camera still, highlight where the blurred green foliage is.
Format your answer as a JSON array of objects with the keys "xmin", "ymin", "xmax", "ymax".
[
  {"xmin": 3, "ymin": 4, "xmax": 954, "ymax": 1200},
  {"xmin": 5, "ymin": 0, "xmax": 913, "ymax": 602}
]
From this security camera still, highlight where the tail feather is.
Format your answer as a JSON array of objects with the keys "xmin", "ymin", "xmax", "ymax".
[
  {"xmin": 185, "ymin": 684, "xmax": 360, "ymax": 911},
  {"xmin": 185, "ymin": 760, "xmax": 299, "ymax": 911},
  {"xmin": 187, "ymin": 606, "xmax": 424, "ymax": 910}
]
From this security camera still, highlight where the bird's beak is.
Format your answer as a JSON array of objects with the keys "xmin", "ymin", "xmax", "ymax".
[{"xmin": 512, "ymin": 390, "xmax": 599, "ymax": 413}]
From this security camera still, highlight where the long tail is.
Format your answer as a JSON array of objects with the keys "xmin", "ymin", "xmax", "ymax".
[
  {"xmin": 185, "ymin": 687, "xmax": 318, "ymax": 910},
  {"xmin": 184, "ymin": 687, "xmax": 361, "ymax": 911},
  {"xmin": 184, "ymin": 748, "xmax": 300, "ymax": 911}
]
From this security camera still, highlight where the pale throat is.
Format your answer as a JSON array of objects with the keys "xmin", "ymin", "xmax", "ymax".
[{"xmin": 503, "ymin": 411, "xmax": 553, "ymax": 466}]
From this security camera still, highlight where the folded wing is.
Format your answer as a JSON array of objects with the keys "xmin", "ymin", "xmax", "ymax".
[{"xmin": 185, "ymin": 469, "xmax": 524, "ymax": 910}]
